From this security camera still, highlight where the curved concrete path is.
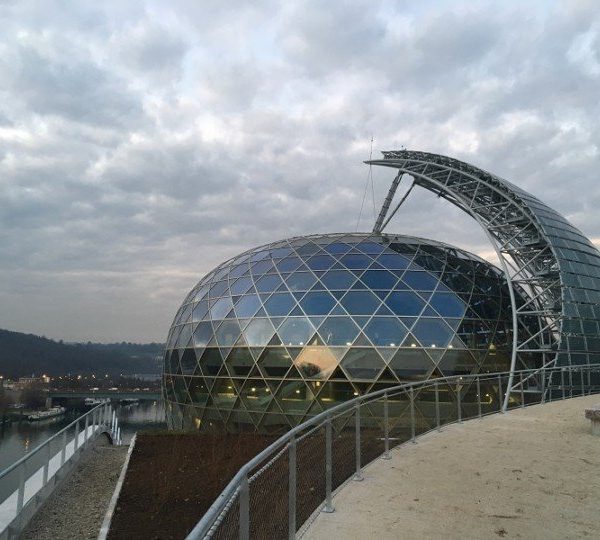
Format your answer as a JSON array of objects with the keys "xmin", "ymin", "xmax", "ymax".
[{"xmin": 304, "ymin": 395, "xmax": 600, "ymax": 540}]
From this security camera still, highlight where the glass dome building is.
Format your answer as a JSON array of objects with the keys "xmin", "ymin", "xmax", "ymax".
[{"xmin": 163, "ymin": 233, "xmax": 524, "ymax": 432}]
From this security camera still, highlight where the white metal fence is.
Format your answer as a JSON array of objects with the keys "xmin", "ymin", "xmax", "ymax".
[{"xmin": 0, "ymin": 402, "xmax": 121, "ymax": 540}]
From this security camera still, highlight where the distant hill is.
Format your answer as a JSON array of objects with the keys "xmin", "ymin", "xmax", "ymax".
[{"xmin": 0, "ymin": 328, "xmax": 164, "ymax": 378}]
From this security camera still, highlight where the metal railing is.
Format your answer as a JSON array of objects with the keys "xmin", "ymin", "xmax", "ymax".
[
  {"xmin": 0, "ymin": 402, "xmax": 121, "ymax": 540},
  {"xmin": 186, "ymin": 364, "xmax": 600, "ymax": 540}
]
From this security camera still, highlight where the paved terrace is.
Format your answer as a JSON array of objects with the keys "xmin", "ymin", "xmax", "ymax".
[{"xmin": 304, "ymin": 395, "xmax": 600, "ymax": 540}]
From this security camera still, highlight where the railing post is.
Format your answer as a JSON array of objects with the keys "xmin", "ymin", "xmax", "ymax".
[
  {"xmin": 74, "ymin": 420, "xmax": 80, "ymax": 451},
  {"xmin": 239, "ymin": 474, "xmax": 250, "ymax": 540},
  {"xmin": 84, "ymin": 414, "xmax": 89, "ymax": 445},
  {"xmin": 456, "ymin": 380, "xmax": 462, "ymax": 423},
  {"xmin": 353, "ymin": 403, "xmax": 363, "ymax": 481},
  {"xmin": 42, "ymin": 442, "xmax": 50, "ymax": 486},
  {"xmin": 561, "ymin": 368, "xmax": 566, "ymax": 400},
  {"xmin": 382, "ymin": 393, "xmax": 390, "ymax": 459},
  {"xmin": 61, "ymin": 429, "xmax": 67, "ymax": 466},
  {"xmin": 288, "ymin": 437, "xmax": 296, "ymax": 540},
  {"xmin": 569, "ymin": 369, "xmax": 573, "ymax": 398},
  {"xmin": 17, "ymin": 461, "xmax": 26, "ymax": 513},
  {"xmin": 541, "ymin": 368, "xmax": 546, "ymax": 404},
  {"xmin": 520, "ymin": 372, "xmax": 525, "ymax": 408},
  {"xmin": 498, "ymin": 375, "xmax": 503, "ymax": 412},
  {"xmin": 476, "ymin": 377, "xmax": 482, "ymax": 418},
  {"xmin": 580, "ymin": 368, "xmax": 585, "ymax": 396},
  {"xmin": 435, "ymin": 382, "xmax": 440, "ymax": 431},
  {"xmin": 323, "ymin": 416, "xmax": 334, "ymax": 513},
  {"xmin": 410, "ymin": 387, "xmax": 416, "ymax": 443}
]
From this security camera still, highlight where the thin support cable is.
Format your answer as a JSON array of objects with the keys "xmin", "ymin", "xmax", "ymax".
[{"xmin": 356, "ymin": 137, "xmax": 374, "ymax": 232}]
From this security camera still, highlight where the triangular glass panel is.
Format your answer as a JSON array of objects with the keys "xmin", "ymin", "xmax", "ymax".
[
  {"xmin": 329, "ymin": 291, "xmax": 346, "ymax": 301},
  {"xmin": 426, "ymin": 348, "xmax": 445, "ymax": 363},
  {"xmin": 376, "ymin": 347, "xmax": 397, "ymax": 362},
  {"xmin": 249, "ymin": 347, "xmax": 264, "ymax": 360},
  {"xmin": 328, "ymin": 302, "xmax": 346, "ymax": 314},
  {"xmin": 292, "ymin": 293, "xmax": 306, "ymax": 302},
  {"xmin": 375, "ymin": 304, "xmax": 394, "ymax": 316},
  {"xmin": 352, "ymin": 316, "xmax": 372, "ymax": 328},
  {"xmin": 219, "ymin": 347, "xmax": 232, "ymax": 360},
  {"xmin": 421, "ymin": 306, "xmax": 439, "ymax": 316},
  {"xmin": 286, "ymin": 347, "xmax": 303, "ymax": 360},
  {"xmin": 341, "ymin": 348, "xmax": 385, "ymax": 379},
  {"xmin": 224, "ymin": 309, "xmax": 236, "ymax": 319},
  {"xmin": 353, "ymin": 333, "xmax": 372, "ymax": 346},
  {"xmin": 254, "ymin": 308, "xmax": 267, "ymax": 318},
  {"xmin": 234, "ymin": 335, "xmax": 247, "ymax": 347},
  {"xmin": 307, "ymin": 333, "xmax": 326, "ymax": 346},
  {"xmin": 327, "ymin": 366, "xmax": 349, "ymax": 380},
  {"xmin": 267, "ymin": 333, "xmax": 282, "ymax": 346},
  {"xmin": 351, "ymin": 280, "xmax": 368, "ymax": 290},
  {"xmin": 377, "ymin": 366, "xmax": 398, "ymax": 382},
  {"xmin": 307, "ymin": 316, "xmax": 326, "ymax": 329}
]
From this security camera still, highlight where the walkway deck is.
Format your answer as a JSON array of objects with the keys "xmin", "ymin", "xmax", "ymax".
[{"xmin": 304, "ymin": 395, "xmax": 600, "ymax": 540}]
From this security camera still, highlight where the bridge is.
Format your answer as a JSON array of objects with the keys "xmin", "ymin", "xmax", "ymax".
[
  {"xmin": 48, "ymin": 390, "xmax": 161, "ymax": 400},
  {"xmin": 0, "ymin": 403, "xmax": 122, "ymax": 540}
]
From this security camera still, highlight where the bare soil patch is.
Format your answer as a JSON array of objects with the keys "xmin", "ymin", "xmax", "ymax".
[{"xmin": 107, "ymin": 432, "xmax": 276, "ymax": 540}]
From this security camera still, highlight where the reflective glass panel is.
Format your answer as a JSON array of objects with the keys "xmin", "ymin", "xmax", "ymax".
[
  {"xmin": 235, "ymin": 294, "xmax": 262, "ymax": 318},
  {"xmin": 294, "ymin": 346, "xmax": 338, "ymax": 379},
  {"xmin": 363, "ymin": 317, "xmax": 408, "ymax": 347},
  {"xmin": 285, "ymin": 272, "xmax": 317, "ymax": 291},
  {"xmin": 340, "ymin": 291, "xmax": 380, "ymax": 315},
  {"xmin": 341, "ymin": 349, "xmax": 384, "ymax": 379},
  {"xmin": 402, "ymin": 271, "xmax": 439, "ymax": 291},
  {"xmin": 428, "ymin": 292, "xmax": 466, "ymax": 318},
  {"xmin": 211, "ymin": 297, "xmax": 233, "ymax": 320},
  {"xmin": 263, "ymin": 293, "xmax": 297, "ymax": 317},
  {"xmin": 193, "ymin": 322, "xmax": 213, "ymax": 347},
  {"xmin": 255, "ymin": 274, "xmax": 282, "ymax": 293},
  {"xmin": 192, "ymin": 300, "xmax": 209, "ymax": 322},
  {"xmin": 385, "ymin": 291, "xmax": 425, "ymax": 316},
  {"xmin": 215, "ymin": 320, "xmax": 242, "ymax": 347},
  {"xmin": 243, "ymin": 319, "xmax": 275, "ymax": 346},
  {"xmin": 299, "ymin": 291, "xmax": 337, "ymax": 315},
  {"xmin": 230, "ymin": 277, "xmax": 253, "ymax": 295},
  {"xmin": 318, "ymin": 316, "xmax": 361, "ymax": 346},
  {"xmin": 360, "ymin": 270, "xmax": 398, "ymax": 290},
  {"xmin": 278, "ymin": 317, "xmax": 314, "ymax": 346},
  {"xmin": 412, "ymin": 319, "xmax": 454, "ymax": 347},
  {"xmin": 320, "ymin": 270, "xmax": 357, "ymax": 289},
  {"xmin": 340, "ymin": 254, "xmax": 372, "ymax": 269},
  {"xmin": 306, "ymin": 255, "xmax": 336, "ymax": 271}
]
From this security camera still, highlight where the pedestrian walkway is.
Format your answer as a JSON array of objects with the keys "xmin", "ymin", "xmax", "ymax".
[{"xmin": 303, "ymin": 395, "xmax": 600, "ymax": 540}]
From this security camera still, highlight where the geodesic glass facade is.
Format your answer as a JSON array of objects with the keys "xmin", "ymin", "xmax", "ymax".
[{"xmin": 163, "ymin": 233, "xmax": 521, "ymax": 432}]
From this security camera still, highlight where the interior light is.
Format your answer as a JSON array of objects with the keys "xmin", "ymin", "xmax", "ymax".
[
  {"xmin": 431, "ymin": 344, "xmax": 436, "ymax": 348},
  {"xmin": 353, "ymin": 391, "xmax": 359, "ymax": 396},
  {"xmin": 411, "ymin": 343, "xmax": 417, "ymax": 348},
  {"xmin": 390, "ymin": 343, "xmax": 395, "ymax": 347},
  {"xmin": 316, "ymin": 381, "xmax": 321, "ymax": 387},
  {"xmin": 251, "ymin": 387, "xmax": 256, "ymax": 392},
  {"xmin": 295, "ymin": 389, "xmax": 300, "ymax": 394},
  {"xmin": 346, "ymin": 342, "xmax": 352, "ymax": 346}
]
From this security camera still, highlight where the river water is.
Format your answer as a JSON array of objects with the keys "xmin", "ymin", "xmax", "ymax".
[{"xmin": 0, "ymin": 400, "xmax": 166, "ymax": 472}]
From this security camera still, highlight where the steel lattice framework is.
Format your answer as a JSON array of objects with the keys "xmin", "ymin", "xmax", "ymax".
[{"xmin": 368, "ymin": 150, "xmax": 600, "ymax": 408}]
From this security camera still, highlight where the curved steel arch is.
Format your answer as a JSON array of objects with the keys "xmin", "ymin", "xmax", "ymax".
[{"xmin": 368, "ymin": 150, "xmax": 600, "ymax": 408}]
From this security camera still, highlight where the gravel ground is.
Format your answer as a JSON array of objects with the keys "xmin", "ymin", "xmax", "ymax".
[
  {"xmin": 20, "ymin": 436, "xmax": 128, "ymax": 540},
  {"xmin": 305, "ymin": 395, "xmax": 600, "ymax": 540}
]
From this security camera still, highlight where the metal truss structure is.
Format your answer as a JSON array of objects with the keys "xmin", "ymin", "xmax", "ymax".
[{"xmin": 368, "ymin": 150, "xmax": 600, "ymax": 410}]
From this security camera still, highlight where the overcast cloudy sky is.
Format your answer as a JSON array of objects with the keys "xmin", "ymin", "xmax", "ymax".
[{"xmin": 1, "ymin": 0, "xmax": 599, "ymax": 343}]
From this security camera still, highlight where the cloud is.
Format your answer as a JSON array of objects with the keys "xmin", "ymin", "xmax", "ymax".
[{"xmin": 0, "ymin": 0, "xmax": 599, "ymax": 341}]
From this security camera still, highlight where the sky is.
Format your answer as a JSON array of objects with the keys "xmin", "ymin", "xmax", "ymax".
[{"xmin": 1, "ymin": 0, "xmax": 599, "ymax": 343}]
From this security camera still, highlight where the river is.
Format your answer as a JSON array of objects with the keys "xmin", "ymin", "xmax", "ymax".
[{"xmin": 0, "ymin": 400, "xmax": 166, "ymax": 472}]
